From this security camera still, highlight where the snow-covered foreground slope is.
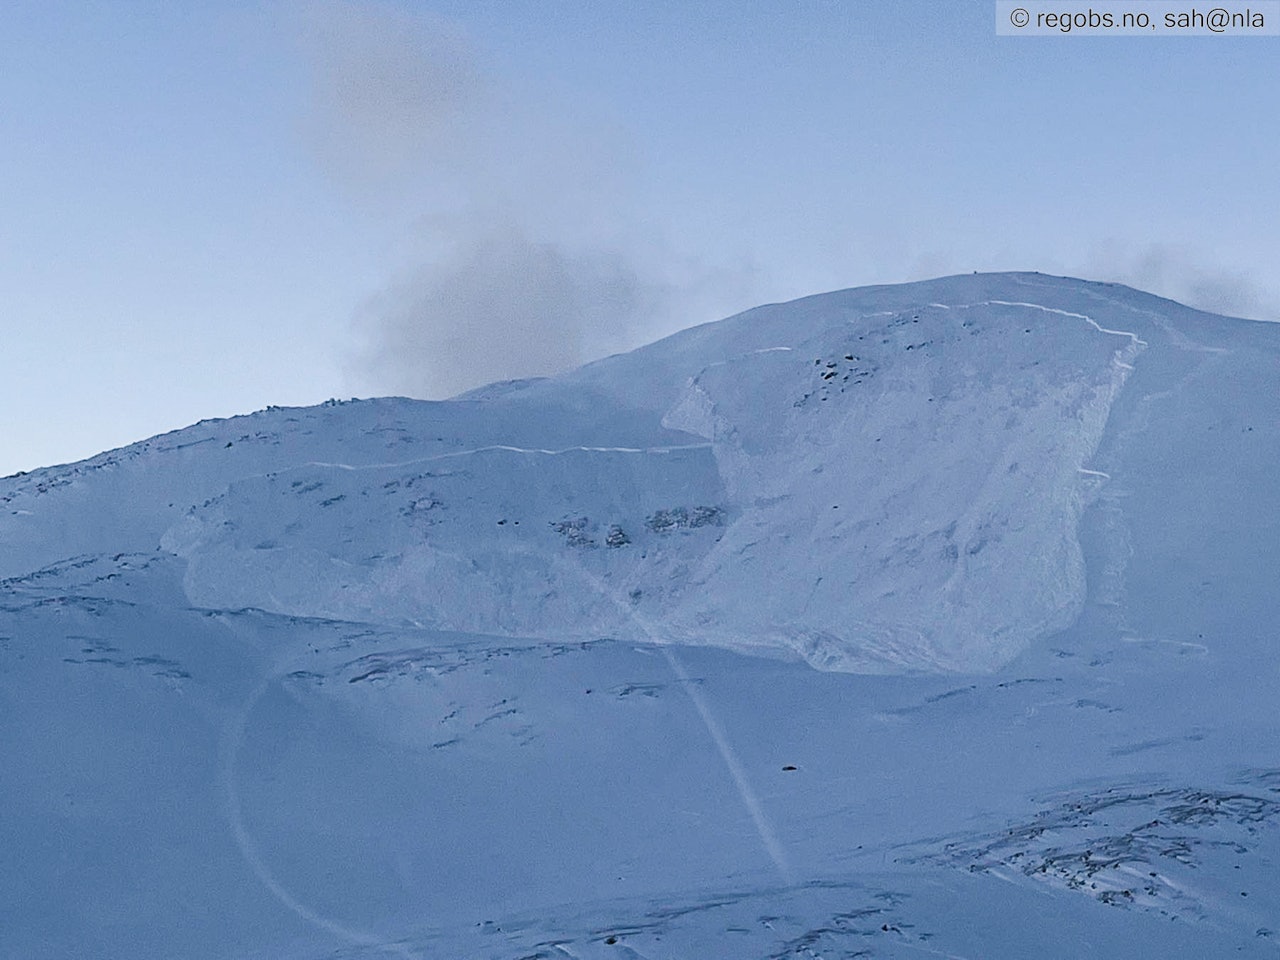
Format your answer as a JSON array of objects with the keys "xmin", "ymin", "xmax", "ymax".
[{"xmin": 2, "ymin": 272, "xmax": 1279, "ymax": 958}]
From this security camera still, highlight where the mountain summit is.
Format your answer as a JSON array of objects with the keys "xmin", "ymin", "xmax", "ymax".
[
  {"xmin": 3, "ymin": 272, "xmax": 1279, "ymax": 958},
  {"xmin": 5, "ymin": 272, "xmax": 1275, "ymax": 673}
]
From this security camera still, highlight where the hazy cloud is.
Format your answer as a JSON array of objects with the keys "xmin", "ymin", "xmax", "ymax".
[
  {"xmin": 1081, "ymin": 242, "xmax": 1280, "ymax": 321},
  {"xmin": 360, "ymin": 220, "xmax": 670, "ymax": 398},
  {"xmin": 301, "ymin": 1, "xmax": 485, "ymax": 196},
  {"xmin": 300, "ymin": 0, "xmax": 752, "ymax": 399}
]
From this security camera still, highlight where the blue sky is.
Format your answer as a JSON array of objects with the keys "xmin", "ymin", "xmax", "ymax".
[{"xmin": 2, "ymin": 0, "xmax": 1276, "ymax": 475}]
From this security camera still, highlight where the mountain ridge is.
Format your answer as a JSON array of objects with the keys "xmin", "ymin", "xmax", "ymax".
[
  {"xmin": 4, "ymin": 271, "xmax": 1277, "ymax": 673},
  {"xmin": 4, "ymin": 271, "xmax": 1280, "ymax": 959}
]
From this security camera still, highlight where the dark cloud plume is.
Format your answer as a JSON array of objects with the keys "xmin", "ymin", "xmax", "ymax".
[
  {"xmin": 301, "ymin": 1, "xmax": 746, "ymax": 398},
  {"xmin": 360, "ymin": 221, "xmax": 669, "ymax": 398}
]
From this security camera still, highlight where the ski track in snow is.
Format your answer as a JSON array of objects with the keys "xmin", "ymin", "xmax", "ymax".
[
  {"xmin": 218, "ymin": 536, "xmax": 797, "ymax": 959},
  {"xmin": 659, "ymin": 644, "xmax": 797, "ymax": 887},
  {"xmin": 534, "ymin": 546, "xmax": 798, "ymax": 888},
  {"xmin": 1121, "ymin": 635, "xmax": 1210, "ymax": 657}
]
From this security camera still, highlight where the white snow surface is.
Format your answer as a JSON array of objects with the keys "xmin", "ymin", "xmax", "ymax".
[
  {"xmin": 3, "ymin": 272, "xmax": 1279, "ymax": 958},
  {"xmin": 9, "ymin": 272, "xmax": 1169, "ymax": 672}
]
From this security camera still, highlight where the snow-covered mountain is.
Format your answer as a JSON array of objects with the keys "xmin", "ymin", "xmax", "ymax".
[{"xmin": 2, "ymin": 272, "xmax": 1278, "ymax": 958}]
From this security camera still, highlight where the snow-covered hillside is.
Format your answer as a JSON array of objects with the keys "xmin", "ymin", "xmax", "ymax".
[{"xmin": 2, "ymin": 272, "xmax": 1278, "ymax": 958}]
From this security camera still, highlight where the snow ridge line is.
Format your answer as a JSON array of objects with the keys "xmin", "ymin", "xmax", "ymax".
[
  {"xmin": 301, "ymin": 442, "xmax": 714, "ymax": 473},
  {"xmin": 173, "ymin": 442, "xmax": 714, "ymax": 506},
  {"xmin": 985, "ymin": 300, "xmax": 1149, "ymax": 346}
]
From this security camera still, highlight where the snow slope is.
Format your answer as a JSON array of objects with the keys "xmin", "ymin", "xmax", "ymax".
[{"xmin": 2, "ymin": 272, "xmax": 1278, "ymax": 958}]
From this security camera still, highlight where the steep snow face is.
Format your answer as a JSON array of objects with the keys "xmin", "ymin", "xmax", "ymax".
[
  {"xmin": 153, "ymin": 273, "xmax": 1180, "ymax": 672},
  {"xmin": 161, "ymin": 442, "xmax": 727, "ymax": 638},
  {"xmin": 0, "ymin": 394, "xmax": 689, "ymax": 579},
  {"xmin": 653, "ymin": 297, "xmax": 1145, "ymax": 671}
]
